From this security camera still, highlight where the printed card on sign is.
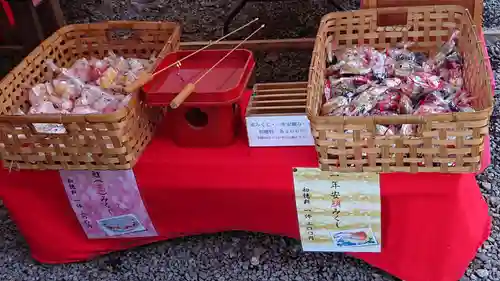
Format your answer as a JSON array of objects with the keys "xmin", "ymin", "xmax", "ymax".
[
  {"xmin": 245, "ymin": 115, "xmax": 314, "ymax": 147},
  {"xmin": 293, "ymin": 168, "xmax": 381, "ymax": 252},
  {"xmin": 60, "ymin": 170, "xmax": 157, "ymax": 239}
]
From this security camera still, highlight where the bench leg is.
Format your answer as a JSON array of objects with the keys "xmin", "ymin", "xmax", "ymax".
[{"xmin": 223, "ymin": 0, "xmax": 249, "ymax": 35}]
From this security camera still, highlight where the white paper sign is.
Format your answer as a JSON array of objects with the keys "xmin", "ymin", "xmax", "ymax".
[
  {"xmin": 293, "ymin": 168, "xmax": 381, "ymax": 253},
  {"xmin": 60, "ymin": 170, "xmax": 157, "ymax": 239},
  {"xmin": 245, "ymin": 115, "xmax": 314, "ymax": 147}
]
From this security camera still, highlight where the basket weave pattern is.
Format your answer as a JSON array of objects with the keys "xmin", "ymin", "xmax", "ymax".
[
  {"xmin": 307, "ymin": 6, "xmax": 493, "ymax": 173},
  {"xmin": 0, "ymin": 21, "xmax": 181, "ymax": 170}
]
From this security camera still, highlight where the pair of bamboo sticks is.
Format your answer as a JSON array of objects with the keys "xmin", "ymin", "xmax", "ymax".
[{"xmin": 125, "ymin": 18, "xmax": 264, "ymax": 108}]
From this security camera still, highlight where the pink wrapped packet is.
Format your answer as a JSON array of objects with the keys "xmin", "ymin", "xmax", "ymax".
[
  {"xmin": 93, "ymin": 93, "xmax": 118, "ymax": 112},
  {"xmin": 324, "ymin": 78, "xmax": 332, "ymax": 101},
  {"xmin": 128, "ymin": 58, "xmax": 146, "ymax": 74},
  {"xmin": 399, "ymin": 94, "xmax": 413, "ymax": 114},
  {"xmin": 29, "ymin": 101, "xmax": 63, "ymax": 114},
  {"xmin": 322, "ymin": 96, "xmax": 349, "ymax": 115},
  {"xmin": 60, "ymin": 69, "xmax": 86, "ymax": 91},
  {"xmin": 369, "ymin": 49, "xmax": 387, "ymax": 81},
  {"xmin": 28, "ymin": 83, "xmax": 50, "ymax": 106},
  {"xmin": 72, "ymin": 106, "xmax": 100, "ymax": 115},
  {"xmin": 119, "ymin": 94, "xmax": 133, "ymax": 109},
  {"xmin": 68, "ymin": 58, "xmax": 93, "ymax": 83},
  {"xmin": 98, "ymin": 67, "xmax": 120, "ymax": 89},
  {"xmin": 349, "ymin": 86, "xmax": 388, "ymax": 116},
  {"xmin": 413, "ymin": 103, "xmax": 450, "ymax": 116},
  {"xmin": 79, "ymin": 85, "xmax": 106, "ymax": 105},
  {"xmin": 431, "ymin": 30, "xmax": 460, "ymax": 68},
  {"xmin": 48, "ymin": 95, "xmax": 73, "ymax": 111},
  {"xmin": 53, "ymin": 79, "xmax": 81, "ymax": 99},
  {"xmin": 448, "ymin": 90, "xmax": 476, "ymax": 112},
  {"xmin": 400, "ymin": 124, "xmax": 416, "ymax": 136},
  {"xmin": 376, "ymin": 125, "xmax": 396, "ymax": 136},
  {"xmin": 89, "ymin": 57, "xmax": 110, "ymax": 82}
]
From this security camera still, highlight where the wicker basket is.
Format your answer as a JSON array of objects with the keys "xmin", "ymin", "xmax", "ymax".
[
  {"xmin": 0, "ymin": 21, "xmax": 181, "ymax": 170},
  {"xmin": 307, "ymin": 6, "xmax": 494, "ymax": 173}
]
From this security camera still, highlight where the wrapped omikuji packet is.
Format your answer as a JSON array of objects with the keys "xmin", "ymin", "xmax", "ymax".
[
  {"xmin": 321, "ymin": 29, "xmax": 474, "ymax": 136},
  {"xmin": 23, "ymin": 51, "xmax": 154, "ymax": 117}
]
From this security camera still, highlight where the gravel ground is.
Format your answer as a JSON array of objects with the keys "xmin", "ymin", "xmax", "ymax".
[{"xmin": 0, "ymin": 0, "xmax": 498, "ymax": 280}]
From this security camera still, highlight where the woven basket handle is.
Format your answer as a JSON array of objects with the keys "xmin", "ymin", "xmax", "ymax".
[{"xmin": 375, "ymin": 7, "xmax": 411, "ymax": 31}]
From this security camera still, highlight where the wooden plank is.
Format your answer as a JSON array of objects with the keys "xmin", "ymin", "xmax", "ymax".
[{"xmin": 180, "ymin": 38, "xmax": 315, "ymax": 51}]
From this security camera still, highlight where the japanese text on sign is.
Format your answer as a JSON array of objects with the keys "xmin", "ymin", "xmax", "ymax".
[
  {"xmin": 303, "ymin": 186, "xmax": 315, "ymax": 241},
  {"xmin": 67, "ymin": 177, "xmax": 93, "ymax": 230},
  {"xmin": 293, "ymin": 168, "xmax": 381, "ymax": 253},
  {"xmin": 245, "ymin": 115, "xmax": 314, "ymax": 147},
  {"xmin": 331, "ymin": 180, "xmax": 341, "ymax": 228}
]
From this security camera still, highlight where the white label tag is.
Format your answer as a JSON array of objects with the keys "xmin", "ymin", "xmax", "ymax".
[
  {"xmin": 245, "ymin": 115, "xmax": 314, "ymax": 147},
  {"xmin": 293, "ymin": 168, "xmax": 381, "ymax": 253},
  {"xmin": 32, "ymin": 123, "xmax": 67, "ymax": 134}
]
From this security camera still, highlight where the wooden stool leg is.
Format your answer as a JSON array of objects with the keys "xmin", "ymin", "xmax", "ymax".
[
  {"xmin": 223, "ymin": 0, "xmax": 248, "ymax": 35},
  {"xmin": 327, "ymin": 0, "xmax": 345, "ymax": 11}
]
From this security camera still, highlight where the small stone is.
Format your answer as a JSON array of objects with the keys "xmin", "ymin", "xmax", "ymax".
[
  {"xmin": 476, "ymin": 269, "xmax": 490, "ymax": 278},
  {"xmin": 242, "ymin": 261, "xmax": 249, "ymax": 270},
  {"xmin": 264, "ymin": 52, "xmax": 279, "ymax": 63},
  {"xmin": 250, "ymin": 256, "xmax": 260, "ymax": 266},
  {"xmin": 477, "ymin": 253, "xmax": 489, "ymax": 262},
  {"xmin": 199, "ymin": 271, "xmax": 208, "ymax": 279},
  {"xmin": 200, "ymin": 0, "xmax": 218, "ymax": 7},
  {"xmin": 482, "ymin": 182, "xmax": 492, "ymax": 190},
  {"xmin": 490, "ymin": 197, "xmax": 500, "ymax": 207}
]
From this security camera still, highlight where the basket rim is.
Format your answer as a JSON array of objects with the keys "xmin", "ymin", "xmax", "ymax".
[
  {"xmin": 0, "ymin": 20, "xmax": 181, "ymax": 124},
  {"xmin": 318, "ymin": 4, "xmax": 471, "ymax": 24},
  {"xmin": 308, "ymin": 5, "xmax": 494, "ymax": 125}
]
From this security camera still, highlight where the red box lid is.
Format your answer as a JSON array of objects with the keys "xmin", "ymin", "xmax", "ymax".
[{"xmin": 143, "ymin": 49, "xmax": 255, "ymax": 105}]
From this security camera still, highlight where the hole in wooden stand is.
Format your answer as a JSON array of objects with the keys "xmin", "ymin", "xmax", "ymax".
[{"xmin": 185, "ymin": 108, "xmax": 208, "ymax": 128}]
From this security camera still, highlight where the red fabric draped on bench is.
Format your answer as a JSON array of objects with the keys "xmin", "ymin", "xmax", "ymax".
[{"xmin": 0, "ymin": 90, "xmax": 491, "ymax": 281}]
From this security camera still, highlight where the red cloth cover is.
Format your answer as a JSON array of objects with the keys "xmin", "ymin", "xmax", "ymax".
[{"xmin": 0, "ymin": 91, "xmax": 491, "ymax": 281}]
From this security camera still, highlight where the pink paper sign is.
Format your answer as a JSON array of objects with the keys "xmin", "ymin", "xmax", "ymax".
[{"xmin": 60, "ymin": 170, "xmax": 157, "ymax": 239}]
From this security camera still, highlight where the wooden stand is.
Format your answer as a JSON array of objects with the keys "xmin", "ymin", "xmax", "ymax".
[
  {"xmin": 246, "ymin": 82, "xmax": 308, "ymax": 116},
  {"xmin": 180, "ymin": 38, "xmax": 314, "ymax": 52}
]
